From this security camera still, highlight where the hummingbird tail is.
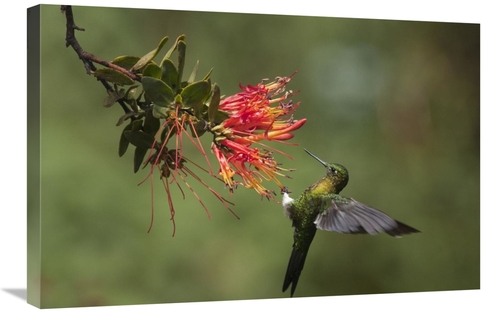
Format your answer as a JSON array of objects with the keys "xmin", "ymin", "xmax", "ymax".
[{"xmin": 282, "ymin": 247, "xmax": 310, "ymax": 297}]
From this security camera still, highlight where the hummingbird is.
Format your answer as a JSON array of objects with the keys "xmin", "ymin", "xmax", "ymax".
[{"xmin": 281, "ymin": 149, "xmax": 420, "ymax": 297}]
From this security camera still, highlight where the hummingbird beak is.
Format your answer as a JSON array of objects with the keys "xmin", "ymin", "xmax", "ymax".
[{"xmin": 303, "ymin": 149, "xmax": 328, "ymax": 167}]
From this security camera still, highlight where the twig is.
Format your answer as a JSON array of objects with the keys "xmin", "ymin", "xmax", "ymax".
[
  {"xmin": 62, "ymin": 5, "xmax": 140, "ymax": 81},
  {"xmin": 61, "ymin": 5, "xmax": 137, "ymax": 115}
]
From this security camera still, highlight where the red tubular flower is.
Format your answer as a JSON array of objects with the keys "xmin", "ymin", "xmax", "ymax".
[{"xmin": 211, "ymin": 73, "xmax": 307, "ymax": 199}]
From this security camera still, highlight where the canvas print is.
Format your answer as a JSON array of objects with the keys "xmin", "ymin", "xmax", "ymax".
[{"xmin": 27, "ymin": 4, "xmax": 479, "ymax": 308}]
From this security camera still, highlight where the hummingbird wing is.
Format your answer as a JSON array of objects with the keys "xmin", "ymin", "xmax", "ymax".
[{"xmin": 314, "ymin": 195, "xmax": 420, "ymax": 237}]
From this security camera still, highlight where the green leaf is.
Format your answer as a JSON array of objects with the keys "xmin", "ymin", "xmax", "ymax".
[
  {"xmin": 124, "ymin": 85, "xmax": 139, "ymax": 100},
  {"xmin": 180, "ymin": 80, "xmax": 210, "ymax": 116},
  {"xmin": 177, "ymin": 40, "xmax": 186, "ymax": 87},
  {"xmin": 116, "ymin": 111, "xmax": 140, "ymax": 126},
  {"xmin": 133, "ymin": 147, "xmax": 148, "ymax": 173},
  {"xmin": 202, "ymin": 68, "xmax": 214, "ymax": 81},
  {"xmin": 141, "ymin": 76, "xmax": 174, "ymax": 107},
  {"xmin": 143, "ymin": 109, "xmax": 160, "ymax": 136},
  {"xmin": 93, "ymin": 68, "xmax": 135, "ymax": 85},
  {"xmin": 174, "ymin": 94, "xmax": 183, "ymax": 105},
  {"xmin": 131, "ymin": 119, "xmax": 143, "ymax": 131},
  {"xmin": 131, "ymin": 36, "xmax": 169, "ymax": 72},
  {"xmin": 124, "ymin": 130, "xmax": 156, "ymax": 150},
  {"xmin": 213, "ymin": 110, "xmax": 230, "ymax": 124},
  {"xmin": 160, "ymin": 59, "xmax": 179, "ymax": 90},
  {"xmin": 103, "ymin": 89, "xmax": 124, "ymax": 108},
  {"xmin": 208, "ymin": 84, "xmax": 221, "ymax": 123},
  {"xmin": 142, "ymin": 63, "xmax": 162, "ymax": 78},
  {"xmin": 187, "ymin": 60, "xmax": 199, "ymax": 83},
  {"xmin": 118, "ymin": 122, "xmax": 133, "ymax": 157},
  {"xmin": 189, "ymin": 119, "xmax": 206, "ymax": 138},
  {"xmin": 160, "ymin": 124, "xmax": 176, "ymax": 142},
  {"xmin": 162, "ymin": 34, "xmax": 186, "ymax": 63},
  {"xmin": 112, "ymin": 56, "xmax": 141, "ymax": 70},
  {"xmin": 152, "ymin": 104, "xmax": 169, "ymax": 119},
  {"xmin": 123, "ymin": 98, "xmax": 140, "ymax": 113},
  {"xmin": 118, "ymin": 118, "xmax": 143, "ymax": 156}
]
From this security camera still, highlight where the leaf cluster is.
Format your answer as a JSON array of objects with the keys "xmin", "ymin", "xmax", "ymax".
[{"xmin": 93, "ymin": 35, "xmax": 226, "ymax": 173}]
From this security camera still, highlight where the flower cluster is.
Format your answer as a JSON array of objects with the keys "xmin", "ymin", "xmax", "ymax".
[
  {"xmin": 70, "ymin": 26, "xmax": 309, "ymax": 234},
  {"xmin": 211, "ymin": 73, "xmax": 307, "ymax": 199}
]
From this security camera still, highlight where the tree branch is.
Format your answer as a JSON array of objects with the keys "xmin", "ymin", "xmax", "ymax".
[
  {"xmin": 61, "ymin": 5, "xmax": 138, "ymax": 116},
  {"xmin": 61, "ymin": 5, "xmax": 140, "ymax": 81}
]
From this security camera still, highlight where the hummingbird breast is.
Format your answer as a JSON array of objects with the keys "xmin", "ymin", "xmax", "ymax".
[{"xmin": 289, "ymin": 192, "xmax": 324, "ymax": 229}]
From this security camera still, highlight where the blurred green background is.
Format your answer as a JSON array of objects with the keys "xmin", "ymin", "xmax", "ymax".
[{"xmin": 31, "ymin": 4, "xmax": 479, "ymax": 308}]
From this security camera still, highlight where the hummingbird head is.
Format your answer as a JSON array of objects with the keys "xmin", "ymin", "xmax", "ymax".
[{"xmin": 304, "ymin": 149, "xmax": 349, "ymax": 193}]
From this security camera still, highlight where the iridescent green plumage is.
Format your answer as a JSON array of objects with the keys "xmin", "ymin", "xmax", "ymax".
[{"xmin": 281, "ymin": 149, "xmax": 420, "ymax": 297}]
